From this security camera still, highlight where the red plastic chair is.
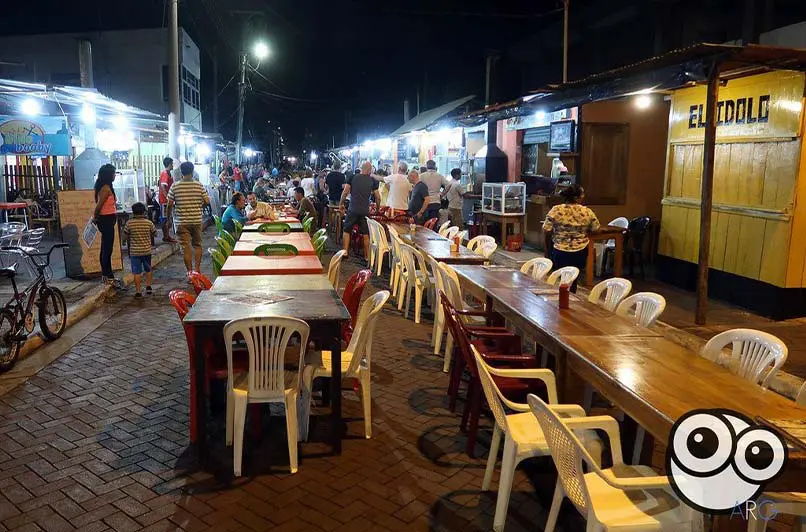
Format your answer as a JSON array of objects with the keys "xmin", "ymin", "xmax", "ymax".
[
  {"xmin": 187, "ymin": 271, "xmax": 213, "ymax": 295},
  {"xmin": 169, "ymin": 290, "xmax": 250, "ymax": 443},
  {"xmin": 341, "ymin": 269, "xmax": 372, "ymax": 343},
  {"xmin": 440, "ymin": 291, "xmax": 544, "ymax": 457},
  {"xmin": 423, "ymin": 218, "xmax": 438, "ymax": 230},
  {"xmin": 350, "ymin": 224, "xmax": 364, "ymax": 258}
]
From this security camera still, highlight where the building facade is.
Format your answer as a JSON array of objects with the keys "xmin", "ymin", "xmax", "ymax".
[{"xmin": 0, "ymin": 27, "xmax": 202, "ymax": 130}]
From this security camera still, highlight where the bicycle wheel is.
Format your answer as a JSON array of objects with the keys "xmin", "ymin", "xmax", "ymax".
[
  {"xmin": 38, "ymin": 287, "xmax": 67, "ymax": 341},
  {"xmin": 0, "ymin": 309, "xmax": 21, "ymax": 372}
]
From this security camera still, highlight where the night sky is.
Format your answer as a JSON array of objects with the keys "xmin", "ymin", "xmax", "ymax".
[{"xmin": 4, "ymin": 0, "xmax": 806, "ymax": 154}]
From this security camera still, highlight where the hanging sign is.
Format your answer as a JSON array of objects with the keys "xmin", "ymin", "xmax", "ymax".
[
  {"xmin": 668, "ymin": 71, "xmax": 804, "ymax": 143},
  {"xmin": 0, "ymin": 116, "xmax": 72, "ymax": 157},
  {"xmin": 506, "ymin": 109, "xmax": 570, "ymax": 131}
]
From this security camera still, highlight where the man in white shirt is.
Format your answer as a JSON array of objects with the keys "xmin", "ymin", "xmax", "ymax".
[
  {"xmin": 372, "ymin": 162, "xmax": 411, "ymax": 215},
  {"xmin": 419, "ymin": 159, "xmax": 452, "ymax": 221},
  {"xmin": 300, "ymin": 170, "xmax": 316, "ymax": 197},
  {"xmin": 446, "ymin": 168, "xmax": 465, "ymax": 227},
  {"xmin": 245, "ymin": 193, "xmax": 276, "ymax": 220}
]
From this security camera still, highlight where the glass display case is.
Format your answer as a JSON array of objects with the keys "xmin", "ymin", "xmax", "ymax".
[
  {"xmin": 115, "ymin": 168, "xmax": 145, "ymax": 212},
  {"xmin": 482, "ymin": 182, "xmax": 526, "ymax": 216}
]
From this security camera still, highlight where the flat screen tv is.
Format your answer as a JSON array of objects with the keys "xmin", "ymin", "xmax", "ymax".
[{"xmin": 549, "ymin": 120, "xmax": 575, "ymax": 153}]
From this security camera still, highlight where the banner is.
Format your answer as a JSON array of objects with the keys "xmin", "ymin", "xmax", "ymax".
[
  {"xmin": 505, "ymin": 109, "xmax": 570, "ymax": 131},
  {"xmin": 668, "ymin": 71, "xmax": 805, "ymax": 143},
  {"xmin": 0, "ymin": 115, "xmax": 72, "ymax": 157}
]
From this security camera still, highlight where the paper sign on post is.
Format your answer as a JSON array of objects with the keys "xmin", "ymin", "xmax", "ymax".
[{"xmin": 82, "ymin": 219, "xmax": 98, "ymax": 249}]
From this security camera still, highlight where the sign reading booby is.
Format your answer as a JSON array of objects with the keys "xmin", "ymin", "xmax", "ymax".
[
  {"xmin": 669, "ymin": 71, "xmax": 804, "ymax": 143},
  {"xmin": 0, "ymin": 116, "xmax": 72, "ymax": 157}
]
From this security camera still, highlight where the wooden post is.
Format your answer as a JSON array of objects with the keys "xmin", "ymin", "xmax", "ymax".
[{"xmin": 695, "ymin": 62, "xmax": 721, "ymax": 325}]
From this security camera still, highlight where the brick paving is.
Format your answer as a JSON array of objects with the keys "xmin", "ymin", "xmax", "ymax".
[{"xmin": 0, "ymin": 228, "xmax": 583, "ymax": 532}]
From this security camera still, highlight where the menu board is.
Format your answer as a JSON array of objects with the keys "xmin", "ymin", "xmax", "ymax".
[
  {"xmin": 549, "ymin": 120, "xmax": 575, "ymax": 153},
  {"xmin": 58, "ymin": 190, "xmax": 123, "ymax": 278}
]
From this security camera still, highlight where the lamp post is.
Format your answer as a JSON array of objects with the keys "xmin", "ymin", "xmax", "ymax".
[{"xmin": 235, "ymin": 41, "xmax": 270, "ymax": 164}]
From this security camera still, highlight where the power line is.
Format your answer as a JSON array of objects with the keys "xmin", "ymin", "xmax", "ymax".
[
  {"xmin": 248, "ymin": 64, "xmax": 288, "ymax": 95},
  {"xmin": 185, "ymin": 73, "xmax": 237, "ymax": 129},
  {"xmin": 252, "ymin": 88, "xmax": 327, "ymax": 104}
]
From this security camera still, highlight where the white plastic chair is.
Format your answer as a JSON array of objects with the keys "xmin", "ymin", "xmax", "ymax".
[
  {"xmin": 528, "ymin": 394, "xmax": 703, "ymax": 532},
  {"xmin": 456, "ymin": 230, "xmax": 469, "ymax": 244},
  {"xmin": 700, "ymin": 329, "xmax": 788, "ymax": 388},
  {"xmin": 546, "ymin": 266, "xmax": 580, "ymax": 287},
  {"xmin": 438, "ymin": 220, "xmax": 452, "ymax": 236},
  {"xmin": 300, "ymin": 290, "xmax": 390, "ymax": 440},
  {"xmin": 594, "ymin": 217, "xmax": 629, "ymax": 276},
  {"xmin": 474, "ymin": 348, "xmax": 600, "ymax": 532},
  {"xmin": 438, "ymin": 263, "xmax": 486, "ymax": 372},
  {"xmin": 387, "ymin": 226, "xmax": 404, "ymax": 301},
  {"xmin": 445, "ymin": 226, "xmax": 460, "ymax": 240},
  {"xmin": 615, "ymin": 292, "xmax": 666, "ymax": 327},
  {"xmin": 479, "ymin": 241, "xmax": 498, "ymax": 260},
  {"xmin": 327, "ymin": 249, "xmax": 347, "ymax": 289},
  {"xmin": 428, "ymin": 255, "xmax": 448, "ymax": 356},
  {"xmin": 370, "ymin": 220, "xmax": 390, "ymax": 276},
  {"xmin": 467, "ymin": 235, "xmax": 495, "ymax": 253},
  {"xmin": 397, "ymin": 244, "xmax": 432, "ymax": 324},
  {"xmin": 520, "ymin": 257, "xmax": 553, "ymax": 280},
  {"xmin": 587, "ymin": 278, "xmax": 632, "ymax": 312},
  {"xmin": 224, "ymin": 316, "xmax": 310, "ymax": 476}
]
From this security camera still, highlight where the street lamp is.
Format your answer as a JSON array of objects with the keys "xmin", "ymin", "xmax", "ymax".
[
  {"xmin": 236, "ymin": 39, "xmax": 272, "ymax": 164},
  {"xmin": 253, "ymin": 42, "xmax": 270, "ymax": 61}
]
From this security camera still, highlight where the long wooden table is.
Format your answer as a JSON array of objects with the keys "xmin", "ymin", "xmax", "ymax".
[
  {"xmin": 389, "ymin": 223, "xmax": 486, "ymax": 265},
  {"xmin": 183, "ymin": 283, "xmax": 351, "ymax": 464},
  {"xmin": 219, "ymin": 254, "xmax": 323, "ymax": 276},
  {"xmin": 232, "ymin": 232, "xmax": 316, "ymax": 256},
  {"xmin": 213, "ymin": 274, "xmax": 333, "ymax": 292},
  {"xmin": 452, "ymin": 265, "xmax": 806, "ymax": 498},
  {"xmin": 241, "ymin": 221, "xmax": 304, "ymax": 233},
  {"xmin": 585, "ymin": 227, "xmax": 624, "ymax": 287}
]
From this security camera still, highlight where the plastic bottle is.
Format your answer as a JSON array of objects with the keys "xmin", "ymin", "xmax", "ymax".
[{"xmin": 559, "ymin": 283, "xmax": 570, "ymax": 309}]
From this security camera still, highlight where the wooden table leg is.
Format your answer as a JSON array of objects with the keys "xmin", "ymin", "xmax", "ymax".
[
  {"xmin": 613, "ymin": 233, "xmax": 624, "ymax": 277},
  {"xmin": 193, "ymin": 326, "xmax": 208, "ymax": 465},
  {"xmin": 585, "ymin": 243, "xmax": 595, "ymax": 287},
  {"xmin": 330, "ymin": 326, "xmax": 343, "ymax": 454}
]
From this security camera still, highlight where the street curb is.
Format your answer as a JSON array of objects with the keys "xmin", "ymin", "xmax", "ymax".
[{"xmin": 15, "ymin": 241, "xmax": 180, "ymax": 361}]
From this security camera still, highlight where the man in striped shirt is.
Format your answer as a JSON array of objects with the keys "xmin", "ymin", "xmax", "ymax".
[
  {"xmin": 167, "ymin": 161, "xmax": 210, "ymax": 277},
  {"xmin": 123, "ymin": 202, "xmax": 156, "ymax": 298}
]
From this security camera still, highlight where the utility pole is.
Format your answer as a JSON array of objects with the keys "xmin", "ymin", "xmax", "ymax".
[
  {"xmin": 212, "ymin": 44, "xmax": 219, "ymax": 133},
  {"xmin": 563, "ymin": 0, "xmax": 570, "ymax": 83},
  {"xmin": 235, "ymin": 50, "xmax": 247, "ymax": 165},
  {"xmin": 168, "ymin": 0, "xmax": 181, "ymax": 160}
]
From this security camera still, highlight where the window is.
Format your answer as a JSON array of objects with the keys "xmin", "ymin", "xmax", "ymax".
[
  {"xmin": 181, "ymin": 66, "xmax": 200, "ymax": 110},
  {"xmin": 580, "ymin": 123, "xmax": 629, "ymax": 205}
]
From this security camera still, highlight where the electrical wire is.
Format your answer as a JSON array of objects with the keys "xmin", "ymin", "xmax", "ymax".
[{"xmin": 252, "ymin": 88, "xmax": 327, "ymax": 104}]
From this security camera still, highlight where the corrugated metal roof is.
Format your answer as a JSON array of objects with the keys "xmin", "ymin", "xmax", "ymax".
[{"xmin": 390, "ymin": 95, "xmax": 475, "ymax": 136}]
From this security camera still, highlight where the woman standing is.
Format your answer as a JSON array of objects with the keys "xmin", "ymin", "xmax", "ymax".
[
  {"xmin": 542, "ymin": 184, "xmax": 600, "ymax": 292},
  {"xmin": 93, "ymin": 164, "xmax": 120, "ymax": 287}
]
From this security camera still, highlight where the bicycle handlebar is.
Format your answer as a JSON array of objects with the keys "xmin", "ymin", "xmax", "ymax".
[{"xmin": 0, "ymin": 243, "xmax": 69, "ymax": 270}]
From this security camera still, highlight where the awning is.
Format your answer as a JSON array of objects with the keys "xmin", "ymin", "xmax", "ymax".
[
  {"xmin": 457, "ymin": 43, "xmax": 806, "ymax": 125},
  {"xmin": 391, "ymin": 95, "xmax": 476, "ymax": 136}
]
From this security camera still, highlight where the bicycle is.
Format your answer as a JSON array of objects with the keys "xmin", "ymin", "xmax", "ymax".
[{"xmin": 0, "ymin": 243, "xmax": 69, "ymax": 371}]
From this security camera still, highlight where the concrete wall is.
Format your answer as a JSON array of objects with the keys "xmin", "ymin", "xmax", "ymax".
[
  {"xmin": 581, "ymin": 99, "xmax": 670, "ymax": 223},
  {"xmin": 0, "ymin": 28, "xmax": 201, "ymax": 129}
]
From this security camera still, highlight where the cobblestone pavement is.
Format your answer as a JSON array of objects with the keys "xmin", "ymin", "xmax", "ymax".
[{"xmin": 0, "ymin": 228, "xmax": 582, "ymax": 532}]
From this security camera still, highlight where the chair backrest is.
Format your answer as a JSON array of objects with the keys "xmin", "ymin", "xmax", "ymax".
[
  {"xmin": 479, "ymin": 241, "xmax": 497, "ymax": 259},
  {"xmin": 588, "ymin": 277, "xmax": 632, "ymax": 312},
  {"xmin": 215, "ymin": 236, "xmax": 233, "ymax": 257},
  {"xmin": 259, "ymin": 222, "xmax": 291, "ymax": 233},
  {"xmin": 700, "ymin": 328, "xmax": 788, "ymax": 387},
  {"xmin": 467, "ymin": 235, "xmax": 495, "ymax": 253},
  {"xmin": 445, "ymin": 226, "xmax": 460, "ymax": 240},
  {"xmin": 314, "ymin": 234, "xmax": 328, "ymax": 257},
  {"xmin": 546, "ymin": 266, "xmax": 580, "ymax": 287},
  {"xmin": 398, "ymin": 244, "xmax": 419, "ymax": 282},
  {"xmin": 627, "ymin": 216, "xmax": 652, "ymax": 252},
  {"xmin": 187, "ymin": 272, "xmax": 212, "ymax": 295},
  {"xmin": 439, "ymin": 291, "xmax": 478, "ymax": 378},
  {"xmin": 223, "ymin": 316, "xmax": 310, "ymax": 400},
  {"xmin": 473, "ymin": 346, "xmax": 513, "ymax": 435},
  {"xmin": 342, "ymin": 269, "xmax": 372, "ymax": 327},
  {"xmin": 438, "ymin": 263, "xmax": 463, "ymax": 309},
  {"xmin": 213, "ymin": 215, "xmax": 223, "ymax": 235},
  {"xmin": 23, "ymin": 228, "xmax": 45, "ymax": 248},
  {"xmin": 220, "ymin": 230, "xmax": 236, "ymax": 248},
  {"xmin": 423, "ymin": 218, "xmax": 438, "ymax": 230},
  {"xmin": 438, "ymin": 220, "xmax": 452, "ymax": 236},
  {"xmin": 232, "ymin": 220, "xmax": 244, "ymax": 240},
  {"xmin": 529, "ymin": 394, "xmax": 613, "ymax": 518},
  {"xmin": 209, "ymin": 248, "xmax": 226, "ymax": 277},
  {"xmin": 374, "ymin": 220, "xmax": 390, "ymax": 251},
  {"xmin": 615, "ymin": 292, "xmax": 666, "ymax": 327},
  {"xmin": 456, "ymin": 230, "xmax": 469, "ymax": 243},
  {"xmin": 520, "ymin": 257, "xmax": 553, "ymax": 280},
  {"xmin": 0, "ymin": 222, "xmax": 25, "ymax": 245},
  {"xmin": 169, "ymin": 289, "xmax": 196, "ymax": 320},
  {"xmin": 328, "ymin": 249, "xmax": 347, "ymax": 288},
  {"xmin": 344, "ymin": 290, "xmax": 391, "ymax": 374}
]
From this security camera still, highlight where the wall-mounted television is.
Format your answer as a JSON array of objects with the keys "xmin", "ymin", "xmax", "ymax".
[{"xmin": 549, "ymin": 120, "xmax": 576, "ymax": 153}]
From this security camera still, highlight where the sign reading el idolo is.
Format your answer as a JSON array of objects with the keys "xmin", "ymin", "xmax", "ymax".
[
  {"xmin": 57, "ymin": 190, "xmax": 122, "ymax": 278},
  {"xmin": 0, "ymin": 116, "xmax": 72, "ymax": 157},
  {"xmin": 669, "ymin": 70, "xmax": 805, "ymax": 143}
]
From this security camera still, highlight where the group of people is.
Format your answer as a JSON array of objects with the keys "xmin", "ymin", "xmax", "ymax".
[{"xmin": 94, "ymin": 160, "xmax": 210, "ymax": 295}]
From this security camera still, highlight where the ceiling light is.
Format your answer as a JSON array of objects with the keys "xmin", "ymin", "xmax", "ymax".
[{"xmin": 21, "ymin": 98, "xmax": 41, "ymax": 116}]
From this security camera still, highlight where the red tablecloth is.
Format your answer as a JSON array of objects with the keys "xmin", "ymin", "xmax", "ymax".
[
  {"xmin": 219, "ymin": 254, "xmax": 324, "ymax": 276},
  {"xmin": 0, "ymin": 202, "xmax": 28, "ymax": 210}
]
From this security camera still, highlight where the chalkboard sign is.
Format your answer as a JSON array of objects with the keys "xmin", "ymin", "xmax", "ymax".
[
  {"xmin": 549, "ymin": 120, "xmax": 576, "ymax": 153},
  {"xmin": 397, "ymin": 140, "xmax": 407, "ymax": 161},
  {"xmin": 58, "ymin": 190, "xmax": 123, "ymax": 278}
]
